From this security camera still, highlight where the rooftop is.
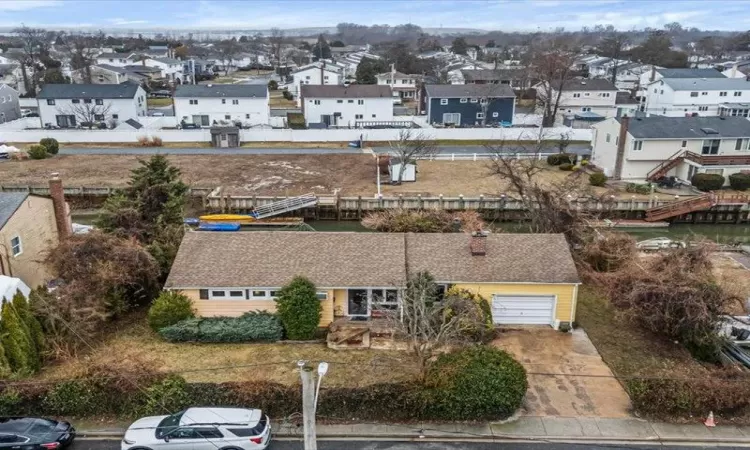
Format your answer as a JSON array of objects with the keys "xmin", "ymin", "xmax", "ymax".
[
  {"xmin": 616, "ymin": 116, "xmax": 750, "ymax": 139},
  {"xmin": 300, "ymin": 84, "xmax": 392, "ymax": 98},
  {"xmin": 97, "ymin": 52, "xmax": 134, "ymax": 59},
  {"xmin": 424, "ymin": 83, "xmax": 515, "ymax": 98},
  {"xmin": 180, "ymin": 408, "xmax": 262, "ymax": 427},
  {"xmin": 461, "ymin": 69, "xmax": 521, "ymax": 81},
  {"xmin": 150, "ymin": 57, "xmax": 182, "ymax": 65},
  {"xmin": 0, "ymin": 193, "xmax": 28, "ymax": 229},
  {"xmin": 174, "ymin": 84, "xmax": 268, "ymax": 98},
  {"xmin": 661, "ymin": 77, "xmax": 750, "ymax": 91},
  {"xmin": 655, "ymin": 68, "xmax": 725, "ymax": 79},
  {"xmin": 37, "ymin": 82, "xmax": 141, "ymax": 99},
  {"xmin": 376, "ymin": 71, "xmax": 416, "ymax": 79},
  {"xmin": 552, "ymin": 78, "xmax": 618, "ymax": 91}
]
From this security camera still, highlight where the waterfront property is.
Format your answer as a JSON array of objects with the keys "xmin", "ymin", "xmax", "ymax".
[
  {"xmin": 173, "ymin": 84, "xmax": 270, "ymax": 128},
  {"xmin": 165, "ymin": 231, "xmax": 581, "ymax": 330},
  {"xmin": 421, "ymin": 84, "xmax": 515, "ymax": 127}
]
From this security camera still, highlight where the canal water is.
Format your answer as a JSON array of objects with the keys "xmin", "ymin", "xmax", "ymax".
[{"xmin": 71, "ymin": 212, "xmax": 750, "ymax": 244}]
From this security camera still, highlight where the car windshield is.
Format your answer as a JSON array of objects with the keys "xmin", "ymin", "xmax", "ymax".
[{"xmin": 155, "ymin": 411, "xmax": 184, "ymax": 439}]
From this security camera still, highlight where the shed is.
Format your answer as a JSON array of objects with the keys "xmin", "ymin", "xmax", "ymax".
[
  {"xmin": 389, "ymin": 157, "xmax": 417, "ymax": 183},
  {"xmin": 210, "ymin": 126, "xmax": 240, "ymax": 148}
]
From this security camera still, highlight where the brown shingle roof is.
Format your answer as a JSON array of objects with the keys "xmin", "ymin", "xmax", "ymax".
[
  {"xmin": 165, "ymin": 231, "xmax": 579, "ymax": 289},
  {"xmin": 406, "ymin": 233, "xmax": 580, "ymax": 284},
  {"xmin": 300, "ymin": 84, "xmax": 392, "ymax": 98},
  {"xmin": 165, "ymin": 231, "xmax": 406, "ymax": 288}
]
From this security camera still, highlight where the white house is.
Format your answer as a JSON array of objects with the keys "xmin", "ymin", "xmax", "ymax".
[
  {"xmin": 591, "ymin": 115, "xmax": 750, "ymax": 183},
  {"xmin": 37, "ymin": 82, "xmax": 147, "ymax": 128},
  {"xmin": 174, "ymin": 84, "xmax": 269, "ymax": 128},
  {"xmin": 376, "ymin": 71, "xmax": 419, "ymax": 100},
  {"xmin": 291, "ymin": 61, "xmax": 344, "ymax": 99},
  {"xmin": 537, "ymin": 78, "xmax": 619, "ymax": 125},
  {"xmin": 95, "ymin": 52, "xmax": 139, "ymax": 67},
  {"xmin": 300, "ymin": 84, "xmax": 393, "ymax": 127},
  {"xmin": 643, "ymin": 77, "xmax": 750, "ymax": 117},
  {"xmin": 637, "ymin": 67, "xmax": 723, "ymax": 100},
  {"xmin": 143, "ymin": 57, "xmax": 184, "ymax": 83}
]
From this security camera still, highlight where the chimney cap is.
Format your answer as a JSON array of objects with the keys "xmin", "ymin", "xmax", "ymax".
[{"xmin": 50, "ymin": 172, "xmax": 60, "ymax": 179}]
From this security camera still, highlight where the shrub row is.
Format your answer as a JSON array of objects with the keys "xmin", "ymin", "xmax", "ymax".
[
  {"xmin": 159, "ymin": 312, "xmax": 283, "ymax": 343},
  {"xmin": 589, "ymin": 172, "xmax": 607, "ymax": 187},
  {"xmin": 546, "ymin": 153, "xmax": 577, "ymax": 166},
  {"xmin": 625, "ymin": 182, "xmax": 653, "ymax": 195},
  {"xmin": 0, "ymin": 348, "xmax": 527, "ymax": 422},
  {"xmin": 729, "ymin": 172, "xmax": 750, "ymax": 191},
  {"xmin": 691, "ymin": 173, "xmax": 725, "ymax": 192}
]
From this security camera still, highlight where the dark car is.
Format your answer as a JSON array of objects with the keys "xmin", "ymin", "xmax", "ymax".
[{"xmin": 0, "ymin": 417, "xmax": 75, "ymax": 449}]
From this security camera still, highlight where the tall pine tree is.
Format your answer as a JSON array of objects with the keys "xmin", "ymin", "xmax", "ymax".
[
  {"xmin": 12, "ymin": 292, "xmax": 44, "ymax": 362},
  {"xmin": 0, "ymin": 301, "xmax": 34, "ymax": 374}
]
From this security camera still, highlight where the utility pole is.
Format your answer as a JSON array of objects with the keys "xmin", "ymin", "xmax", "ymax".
[{"xmin": 298, "ymin": 360, "xmax": 328, "ymax": 450}]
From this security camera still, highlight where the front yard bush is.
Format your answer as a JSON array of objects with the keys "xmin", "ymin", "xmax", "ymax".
[
  {"xmin": 589, "ymin": 172, "xmax": 607, "ymax": 187},
  {"xmin": 26, "ymin": 145, "xmax": 48, "ymax": 160},
  {"xmin": 625, "ymin": 182, "xmax": 653, "ymax": 195},
  {"xmin": 425, "ymin": 347, "xmax": 527, "ymax": 420},
  {"xmin": 147, "ymin": 291, "xmax": 195, "ymax": 331},
  {"xmin": 275, "ymin": 276, "xmax": 321, "ymax": 340},
  {"xmin": 729, "ymin": 173, "xmax": 750, "ymax": 191},
  {"xmin": 559, "ymin": 163, "xmax": 574, "ymax": 171},
  {"xmin": 282, "ymin": 90, "xmax": 293, "ymax": 101},
  {"xmin": 159, "ymin": 312, "xmax": 283, "ymax": 343},
  {"xmin": 691, "ymin": 173, "xmax": 725, "ymax": 192},
  {"xmin": 39, "ymin": 138, "xmax": 59, "ymax": 155}
]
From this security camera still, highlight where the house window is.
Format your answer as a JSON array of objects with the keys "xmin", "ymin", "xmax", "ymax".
[
  {"xmin": 72, "ymin": 99, "xmax": 80, "ymax": 104},
  {"xmin": 632, "ymin": 140, "xmax": 643, "ymax": 151},
  {"xmin": 316, "ymin": 292, "xmax": 328, "ymax": 300},
  {"xmin": 357, "ymin": 99, "xmax": 364, "ymax": 105},
  {"xmin": 347, "ymin": 99, "xmax": 354, "ymax": 103},
  {"xmin": 440, "ymin": 98, "xmax": 448, "ymax": 105},
  {"xmin": 222, "ymin": 99, "xmax": 226, "ymax": 104},
  {"xmin": 337, "ymin": 99, "xmax": 343, "ymax": 103},
  {"xmin": 735, "ymin": 91, "xmax": 743, "ymax": 97},
  {"xmin": 698, "ymin": 106, "xmax": 708, "ymax": 112},
  {"xmin": 372, "ymin": 114, "xmax": 376, "ymax": 118},
  {"xmin": 584, "ymin": 93, "xmax": 590, "ymax": 96},
  {"xmin": 94, "ymin": 114, "xmax": 105, "ymax": 121},
  {"xmin": 606, "ymin": 133, "xmax": 611, "ymax": 143},
  {"xmin": 10, "ymin": 236, "xmax": 21, "ymax": 257},
  {"xmin": 232, "ymin": 99, "xmax": 239, "ymax": 105},
  {"xmin": 470, "ymin": 98, "xmax": 478, "ymax": 103},
  {"xmin": 479, "ymin": 98, "xmax": 487, "ymax": 104},
  {"xmin": 314, "ymin": 100, "xmax": 320, "ymax": 105},
  {"xmin": 492, "ymin": 112, "xmax": 499, "ymax": 118},
  {"xmin": 653, "ymin": 88, "xmax": 657, "ymax": 93},
  {"xmin": 246, "ymin": 114, "xmax": 250, "ymax": 119},
  {"xmin": 681, "ymin": 140, "xmax": 687, "ymax": 147},
  {"xmin": 401, "ymin": 79, "xmax": 408, "ymax": 84},
  {"xmin": 600, "ymin": 92, "xmax": 610, "ymax": 97},
  {"xmin": 690, "ymin": 91, "xmax": 699, "ymax": 97},
  {"xmin": 84, "ymin": 99, "xmax": 92, "ymax": 104},
  {"xmin": 701, "ymin": 139, "xmax": 720, "ymax": 155},
  {"xmin": 224, "ymin": 115, "xmax": 230, "ymax": 120},
  {"xmin": 229, "ymin": 290, "xmax": 245, "ymax": 298},
  {"xmin": 355, "ymin": 114, "xmax": 363, "ymax": 119},
  {"xmin": 47, "ymin": 99, "xmax": 55, "ymax": 105},
  {"xmin": 385, "ymin": 79, "xmax": 391, "ymax": 84},
  {"xmin": 95, "ymin": 99, "xmax": 103, "ymax": 105},
  {"xmin": 736, "ymin": 138, "xmax": 750, "ymax": 151},
  {"xmin": 199, "ymin": 289, "xmax": 209, "ymax": 300},
  {"xmin": 476, "ymin": 112, "xmax": 484, "ymax": 119},
  {"xmin": 573, "ymin": 93, "xmax": 581, "ymax": 98},
  {"xmin": 372, "ymin": 289, "xmax": 399, "ymax": 311},
  {"xmin": 211, "ymin": 290, "xmax": 226, "ymax": 298},
  {"xmin": 324, "ymin": 76, "xmax": 329, "ymax": 80},
  {"xmin": 460, "ymin": 98, "xmax": 467, "ymax": 103},
  {"xmin": 720, "ymin": 91, "xmax": 728, "ymax": 97},
  {"xmin": 112, "ymin": 114, "xmax": 118, "ymax": 119},
  {"xmin": 702, "ymin": 92, "xmax": 708, "ymax": 95},
  {"xmin": 660, "ymin": 89, "xmax": 664, "ymax": 94},
  {"xmin": 305, "ymin": 75, "xmax": 310, "ymax": 80},
  {"xmin": 189, "ymin": 99, "xmax": 198, "ymax": 105}
]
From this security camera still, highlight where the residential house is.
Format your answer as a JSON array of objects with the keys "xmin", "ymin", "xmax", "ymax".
[
  {"xmin": 422, "ymin": 84, "xmax": 515, "ymax": 126},
  {"xmin": 376, "ymin": 71, "xmax": 419, "ymax": 100},
  {"xmin": 538, "ymin": 78, "xmax": 619, "ymax": 125},
  {"xmin": 291, "ymin": 61, "xmax": 344, "ymax": 98},
  {"xmin": 143, "ymin": 57, "xmax": 185, "ymax": 83},
  {"xmin": 174, "ymin": 84, "xmax": 269, "ymax": 128},
  {"xmin": 722, "ymin": 62, "xmax": 750, "ymax": 78},
  {"xmin": 0, "ymin": 84, "xmax": 20, "ymax": 123},
  {"xmin": 164, "ymin": 231, "xmax": 581, "ymax": 330},
  {"xmin": 37, "ymin": 82, "xmax": 147, "ymax": 128},
  {"xmin": 95, "ymin": 52, "xmax": 139, "ymax": 67},
  {"xmin": 637, "ymin": 67, "xmax": 723, "ymax": 99},
  {"xmin": 460, "ymin": 69, "xmax": 528, "ymax": 88},
  {"xmin": 591, "ymin": 116, "xmax": 750, "ymax": 183},
  {"xmin": 643, "ymin": 77, "xmax": 750, "ymax": 117},
  {"xmin": 605, "ymin": 62, "xmax": 651, "ymax": 91},
  {"xmin": 300, "ymin": 84, "xmax": 393, "ymax": 127},
  {"xmin": 71, "ymin": 64, "xmax": 149, "ymax": 85},
  {"xmin": 0, "ymin": 176, "xmax": 71, "ymax": 289}
]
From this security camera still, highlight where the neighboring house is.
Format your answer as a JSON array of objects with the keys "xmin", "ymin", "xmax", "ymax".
[
  {"xmin": 460, "ymin": 69, "xmax": 528, "ymax": 88},
  {"xmin": 122, "ymin": 65, "xmax": 163, "ymax": 80},
  {"xmin": 143, "ymin": 57, "xmax": 184, "ymax": 83},
  {"xmin": 376, "ymin": 71, "xmax": 419, "ymax": 100},
  {"xmin": 0, "ymin": 84, "xmax": 20, "ymax": 123},
  {"xmin": 538, "ymin": 78, "xmax": 619, "ymax": 125},
  {"xmin": 637, "ymin": 67, "xmax": 724, "ymax": 99},
  {"xmin": 591, "ymin": 116, "xmax": 750, "ymax": 183},
  {"xmin": 605, "ymin": 62, "xmax": 651, "ymax": 91},
  {"xmin": 165, "ymin": 231, "xmax": 581, "ymax": 330},
  {"xmin": 300, "ymin": 84, "xmax": 393, "ymax": 127},
  {"xmin": 174, "ymin": 84, "xmax": 269, "ymax": 128},
  {"xmin": 95, "ymin": 52, "xmax": 138, "ymax": 67},
  {"xmin": 0, "ymin": 177, "xmax": 71, "ymax": 288},
  {"xmin": 37, "ymin": 82, "xmax": 147, "ymax": 128},
  {"xmin": 291, "ymin": 61, "xmax": 344, "ymax": 98},
  {"xmin": 71, "ymin": 64, "xmax": 148, "ymax": 85},
  {"xmin": 422, "ymin": 84, "xmax": 515, "ymax": 126},
  {"xmin": 722, "ymin": 62, "xmax": 750, "ymax": 78},
  {"xmin": 643, "ymin": 77, "xmax": 750, "ymax": 117}
]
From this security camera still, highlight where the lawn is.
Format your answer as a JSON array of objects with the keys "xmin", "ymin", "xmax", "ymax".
[
  {"xmin": 146, "ymin": 97, "xmax": 173, "ymax": 107},
  {"xmin": 40, "ymin": 314, "xmax": 419, "ymax": 387},
  {"xmin": 269, "ymin": 90, "xmax": 296, "ymax": 108}
]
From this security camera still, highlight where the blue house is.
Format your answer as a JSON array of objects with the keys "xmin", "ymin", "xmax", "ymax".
[{"xmin": 422, "ymin": 84, "xmax": 515, "ymax": 126}]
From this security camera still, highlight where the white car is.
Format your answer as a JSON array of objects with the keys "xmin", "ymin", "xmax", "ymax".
[{"xmin": 121, "ymin": 407, "xmax": 271, "ymax": 450}]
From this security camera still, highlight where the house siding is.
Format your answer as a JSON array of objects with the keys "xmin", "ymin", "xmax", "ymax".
[
  {"xmin": 0, "ymin": 196, "xmax": 59, "ymax": 288},
  {"xmin": 179, "ymin": 288, "xmax": 335, "ymax": 327},
  {"xmin": 452, "ymin": 283, "xmax": 578, "ymax": 325},
  {"xmin": 428, "ymin": 96, "xmax": 514, "ymax": 126}
]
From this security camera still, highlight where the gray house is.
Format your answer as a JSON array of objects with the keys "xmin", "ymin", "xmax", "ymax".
[
  {"xmin": 422, "ymin": 84, "xmax": 515, "ymax": 126},
  {"xmin": 0, "ymin": 84, "xmax": 20, "ymax": 123}
]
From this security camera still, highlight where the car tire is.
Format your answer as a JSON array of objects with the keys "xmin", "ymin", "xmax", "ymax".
[
  {"xmin": 218, "ymin": 447, "xmax": 244, "ymax": 450},
  {"xmin": 127, "ymin": 447, "xmax": 154, "ymax": 450}
]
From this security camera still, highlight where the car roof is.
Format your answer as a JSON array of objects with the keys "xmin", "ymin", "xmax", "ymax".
[
  {"xmin": 180, "ymin": 408, "xmax": 262, "ymax": 427},
  {"xmin": 0, "ymin": 417, "xmax": 54, "ymax": 433}
]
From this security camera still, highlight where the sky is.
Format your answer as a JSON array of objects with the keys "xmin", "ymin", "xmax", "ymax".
[{"xmin": 0, "ymin": 0, "xmax": 749, "ymax": 32}]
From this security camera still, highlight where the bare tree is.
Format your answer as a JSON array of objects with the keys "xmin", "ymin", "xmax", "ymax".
[
  {"xmin": 10, "ymin": 25, "xmax": 48, "ymax": 95},
  {"xmin": 382, "ymin": 271, "xmax": 488, "ymax": 380},
  {"xmin": 388, "ymin": 129, "xmax": 438, "ymax": 184},
  {"xmin": 59, "ymin": 31, "xmax": 105, "ymax": 84},
  {"xmin": 268, "ymin": 28, "xmax": 285, "ymax": 70},
  {"xmin": 528, "ymin": 39, "xmax": 577, "ymax": 127},
  {"xmin": 57, "ymin": 101, "xmax": 113, "ymax": 128},
  {"xmin": 216, "ymin": 39, "xmax": 241, "ymax": 75},
  {"xmin": 599, "ymin": 32, "xmax": 629, "ymax": 86}
]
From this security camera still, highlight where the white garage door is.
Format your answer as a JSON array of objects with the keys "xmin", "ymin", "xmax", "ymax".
[{"xmin": 491, "ymin": 295, "xmax": 555, "ymax": 325}]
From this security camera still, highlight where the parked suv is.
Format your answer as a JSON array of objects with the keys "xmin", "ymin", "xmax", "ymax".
[{"xmin": 121, "ymin": 407, "xmax": 270, "ymax": 450}]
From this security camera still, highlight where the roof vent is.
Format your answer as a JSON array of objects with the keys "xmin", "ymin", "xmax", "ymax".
[
  {"xmin": 581, "ymin": 81, "xmax": 587, "ymax": 85},
  {"xmin": 701, "ymin": 127, "xmax": 719, "ymax": 134},
  {"xmin": 207, "ymin": 84, "xmax": 213, "ymax": 87}
]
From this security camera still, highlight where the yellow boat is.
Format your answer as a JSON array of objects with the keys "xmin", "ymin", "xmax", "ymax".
[{"xmin": 199, "ymin": 214, "xmax": 304, "ymax": 225}]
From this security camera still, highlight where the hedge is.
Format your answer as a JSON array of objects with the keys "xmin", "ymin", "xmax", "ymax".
[
  {"xmin": 159, "ymin": 312, "xmax": 283, "ymax": 343},
  {"xmin": 26, "ymin": 145, "xmax": 47, "ymax": 160},
  {"xmin": 546, "ymin": 153, "xmax": 576, "ymax": 166},
  {"xmin": 729, "ymin": 173, "xmax": 750, "ymax": 191},
  {"xmin": 589, "ymin": 172, "xmax": 607, "ymax": 187},
  {"xmin": 39, "ymin": 138, "xmax": 59, "ymax": 155},
  {"xmin": 275, "ymin": 276, "xmax": 321, "ymax": 340},
  {"xmin": 148, "ymin": 291, "xmax": 195, "ymax": 331},
  {"xmin": 691, "ymin": 173, "xmax": 725, "ymax": 192}
]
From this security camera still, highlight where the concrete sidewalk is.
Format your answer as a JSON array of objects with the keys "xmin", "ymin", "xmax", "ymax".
[{"xmin": 79, "ymin": 416, "xmax": 750, "ymax": 444}]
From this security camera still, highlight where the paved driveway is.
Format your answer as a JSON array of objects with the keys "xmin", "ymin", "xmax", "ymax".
[{"xmin": 493, "ymin": 328, "xmax": 631, "ymax": 418}]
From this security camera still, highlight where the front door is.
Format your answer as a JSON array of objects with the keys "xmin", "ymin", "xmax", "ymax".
[{"xmin": 348, "ymin": 289, "xmax": 369, "ymax": 316}]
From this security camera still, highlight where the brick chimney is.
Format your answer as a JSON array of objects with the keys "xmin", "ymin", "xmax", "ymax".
[
  {"xmin": 614, "ymin": 115, "xmax": 629, "ymax": 180},
  {"xmin": 48, "ymin": 173, "xmax": 72, "ymax": 240},
  {"xmin": 470, "ymin": 231, "xmax": 487, "ymax": 256},
  {"xmin": 649, "ymin": 65, "xmax": 656, "ymax": 82}
]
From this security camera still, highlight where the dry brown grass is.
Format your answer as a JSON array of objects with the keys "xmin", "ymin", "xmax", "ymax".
[
  {"xmin": 712, "ymin": 252, "xmax": 750, "ymax": 315},
  {"xmin": 39, "ymin": 316, "xmax": 419, "ymax": 386}
]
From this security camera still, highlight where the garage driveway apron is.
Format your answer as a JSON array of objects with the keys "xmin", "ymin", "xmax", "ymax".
[{"xmin": 494, "ymin": 328, "xmax": 632, "ymax": 418}]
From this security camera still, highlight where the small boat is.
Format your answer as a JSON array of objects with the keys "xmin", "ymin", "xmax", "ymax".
[
  {"xmin": 199, "ymin": 214, "xmax": 304, "ymax": 225},
  {"xmin": 197, "ymin": 223, "xmax": 241, "ymax": 232},
  {"xmin": 183, "ymin": 218, "xmax": 200, "ymax": 225}
]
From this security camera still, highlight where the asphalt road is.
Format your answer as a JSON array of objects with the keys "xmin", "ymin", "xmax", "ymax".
[
  {"xmin": 71, "ymin": 439, "xmax": 747, "ymax": 450},
  {"xmin": 59, "ymin": 144, "xmax": 590, "ymax": 156}
]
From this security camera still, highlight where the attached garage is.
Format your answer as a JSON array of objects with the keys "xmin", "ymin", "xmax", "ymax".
[{"xmin": 491, "ymin": 295, "xmax": 556, "ymax": 326}]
